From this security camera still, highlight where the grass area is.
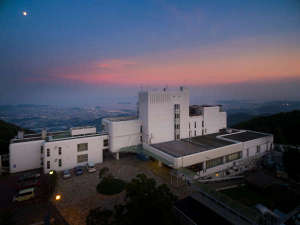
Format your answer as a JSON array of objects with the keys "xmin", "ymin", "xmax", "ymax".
[
  {"xmin": 221, "ymin": 185, "xmax": 299, "ymax": 213},
  {"xmin": 195, "ymin": 182, "xmax": 261, "ymax": 223},
  {"xmin": 221, "ymin": 186, "xmax": 274, "ymax": 208},
  {"xmin": 97, "ymin": 176, "xmax": 126, "ymax": 195}
]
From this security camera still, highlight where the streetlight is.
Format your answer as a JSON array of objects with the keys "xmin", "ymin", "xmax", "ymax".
[
  {"xmin": 55, "ymin": 194, "xmax": 61, "ymax": 201},
  {"xmin": 49, "ymin": 170, "xmax": 54, "ymax": 175}
]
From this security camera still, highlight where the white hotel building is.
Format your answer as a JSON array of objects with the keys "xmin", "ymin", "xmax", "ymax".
[{"xmin": 9, "ymin": 87, "xmax": 273, "ymax": 178}]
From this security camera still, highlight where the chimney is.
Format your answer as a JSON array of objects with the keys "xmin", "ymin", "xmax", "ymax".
[
  {"xmin": 41, "ymin": 129, "xmax": 47, "ymax": 140},
  {"xmin": 17, "ymin": 131, "xmax": 24, "ymax": 139}
]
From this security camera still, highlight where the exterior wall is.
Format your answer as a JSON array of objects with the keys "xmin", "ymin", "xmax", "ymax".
[
  {"xmin": 188, "ymin": 116, "xmax": 204, "ymax": 137},
  {"xmin": 139, "ymin": 87, "xmax": 189, "ymax": 144},
  {"xmin": 203, "ymin": 106, "xmax": 226, "ymax": 135},
  {"xmin": 241, "ymin": 135, "xmax": 273, "ymax": 158},
  {"xmin": 102, "ymin": 119, "xmax": 141, "ymax": 153},
  {"xmin": 70, "ymin": 127, "xmax": 97, "ymax": 136},
  {"xmin": 9, "ymin": 140, "xmax": 44, "ymax": 173},
  {"xmin": 43, "ymin": 135, "xmax": 107, "ymax": 173}
]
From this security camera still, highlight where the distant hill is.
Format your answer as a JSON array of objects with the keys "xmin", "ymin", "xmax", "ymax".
[
  {"xmin": 0, "ymin": 120, "xmax": 33, "ymax": 155},
  {"xmin": 227, "ymin": 113, "xmax": 255, "ymax": 127},
  {"xmin": 233, "ymin": 110, "xmax": 300, "ymax": 145}
]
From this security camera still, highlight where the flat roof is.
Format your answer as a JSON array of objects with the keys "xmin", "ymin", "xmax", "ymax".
[
  {"xmin": 151, "ymin": 133, "xmax": 233, "ymax": 158},
  {"xmin": 104, "ymin": 116, "xmax": 138, "ymax": 122},
  {"xmin": 174, "ymin": 196, "xmax": 233, "ymax": 225},
  {"xmin": 223, "ymin": 131, "xmax": 270, "ymax": 142}
]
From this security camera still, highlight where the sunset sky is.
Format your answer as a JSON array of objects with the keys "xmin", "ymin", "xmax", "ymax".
[{"xmin": 0, "ymin": 0, "xmax": 300, "ymax": 105}]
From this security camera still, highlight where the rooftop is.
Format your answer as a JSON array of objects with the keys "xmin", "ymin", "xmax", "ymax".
[
  {"xmin": 222, "ymin": 131, "xmax": 270, "ymax": 142},
  {"xmin": 11, "ymin": 130, "xmax": 107, "ymax": 143},
  {"xmin": 174, "ymin": 196, "xmax": 233, "ymax": 225},
  {"xmin": 104, "ymin": 116, "xmax": 138, "ymax": 122},
  {"xmin": 151, "ymin": 133, "xmax": 233, "ymax": 158}
]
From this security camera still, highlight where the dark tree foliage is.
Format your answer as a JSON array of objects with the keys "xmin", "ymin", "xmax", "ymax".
[
  {"xmin": 0, "ymin": 209, "xmax": 15, "ymax": 225},
  {"xmin": 0, "ymin": 119, "xmax": 34, "ymax": 155},
  {"xmin": 283, "ymin": 148, "xmax": 300, "ymax": 181},
  {"xmin": 87, "ymin": 174, "xmax": 179, "ymax": 225},
  {"xmin": 96, "ymin": 176, "xmax": 126, "ymax": 195},
  {"xmin": 234, "ymin": 110, "xmax": 300, "ymax": 145}
]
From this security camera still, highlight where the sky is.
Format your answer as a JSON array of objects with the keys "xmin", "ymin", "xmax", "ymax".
[{"xmin": 0, "ymin": 0, "xmax": 300, "ymax": 106}]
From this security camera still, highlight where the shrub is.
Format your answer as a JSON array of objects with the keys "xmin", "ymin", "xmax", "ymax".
[{"xmin": 97, "ymin": 176, "xmax": 126, "ymax": 195}]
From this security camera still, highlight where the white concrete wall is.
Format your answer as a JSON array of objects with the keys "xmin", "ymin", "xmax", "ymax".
[
  {"xmin": 70, "ymin": 127, "xmax": 96, "ymax": 136},
  {"xmin": 203, "ymin": 106, "xmax": 226, "ymax": 135},
  {"xmin": 43, "ymin": 134, "xmax": 107, "ymax": 173},
  {"xmin": 139, "ymin": 87, "xmax": 190, "ymax": 144},
  {"xmin": 102, "ymin": 119, "xmax": 141, "ymax": 153},
  {"xmin": 10, "ymin": 140, "xmax": 44, "ymax": 173},
  {"xmin": 188, "ymin": 116, "xmax": 204, "ymax": 137}
]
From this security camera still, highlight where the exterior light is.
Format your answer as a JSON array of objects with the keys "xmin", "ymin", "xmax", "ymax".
[
  {"xmin": 22, "ymin": 11, "xmax": 28, "ymax": 16},
  {"xmin": 216, "ymin": 173, "xmax": 219, "ymax": 177},
  {"xmin": 55, "ymin": 194, "xmax": 61, "ymax": 201},
  {"xmin": 49, "ymin": 170, "xmax": 54, "ymax": 175}
]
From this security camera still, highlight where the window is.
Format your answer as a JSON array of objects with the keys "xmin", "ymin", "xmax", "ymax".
[
  {"xmin": 47, "ymin": 148, "xmax": 50, "ymax": 157},
  {"xmin": 103, "ymin": 139, "xmax": 109, "ymax": 147},
  {"xmin": 189, "ymin": 123, "xmax": 190, "ymax": 129},
  {"xmin": 140, "ymin": 126, "xmax": 143, "ymax": 133},
  {"xmin": 41, "ymin": 146, "xmax": 43, "ymax": 154},
  {"xmin": 77, "ymin": 143, "xmax": 88, "ymax": 152},
  {"xmin": 202, "ymin": 130, "xmax": 204, "ymax": 135},
  {"xmin": 174, "ymin": 104, "xmax": 180, "ymax": 110},
  {"xmin": 175, "ymin": 113, "xmax": 180, "ymax": 119},
  {"xmin": 77, "ymin": 154, "xmax": 88, "ymax": 163},
  {"xmin": 194, "ymin": 130, "xmax": 196, "ymax": 136},
  {"xmin": 140, "ymin": 136, "xmax": 143, "ymax": 142},
  {"xmin": 58, "ymin": 147, "xmax": 62, "ymax": 155},
  {"xmin": 176, "ymin": 134, "xmax": 180, "ymax": 140},
  {"xmin": 58, "ymin": 159, "xmax": 62, "ymax": 167},
  {"xmin": 187, "ymin": 163, "xmax": 203, "ymax": 172},
  {"xmin": 225, "ymin": 152, "xmax": 242, "ymax": 162},
  {"xmin": 194, "ymin": 122, "xmax": 196, "ymax": 128},
  {"xmin": 206, "ymin": 157, "xmax": 223, "ymax": 169},
  {"xmin": 256, "ymin": 145, "xmax": 261, "ymax": 153},
  {"xmin": 47, "ymin": 161, "xmax": 50, "ymax": 169},
  {"xmin": 202, "ymin": 121, "xmax": 204, "ymax": 127},
  {"xmin": 175, "ymin": 124, "xmax": 180, "ymax": 129}
]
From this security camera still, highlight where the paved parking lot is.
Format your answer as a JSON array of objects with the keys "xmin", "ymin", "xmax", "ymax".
[{"xmin": 55, "ymin": 154, "xmax": 191, "ymax": 225}]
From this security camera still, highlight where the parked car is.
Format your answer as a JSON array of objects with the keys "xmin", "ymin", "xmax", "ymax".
[
  {"xmin": 86, "ymin": 162, "xmax": 96, "ymax": 173},
  {"xmin": 13, "ymin": 187, "xmax": 35, "ymax": 202},
  {"xmin": 63, "ymin": 169, "xmax": 72, "ymax": 179},
  {"xmin": 74, "ymin": 166, "xmax": 83, "ymax": 176}
]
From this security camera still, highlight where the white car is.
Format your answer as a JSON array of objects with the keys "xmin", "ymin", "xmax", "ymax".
[{"xmin": 87, "ymin": 162, "xmax": 96, "ymax": 173}]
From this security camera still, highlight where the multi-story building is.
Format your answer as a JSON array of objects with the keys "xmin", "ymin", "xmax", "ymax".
[
  {"xmin": 9, "ymin": 87, "xmax": 273, "ymax": 178},
  {"xmin": 10, "ymin": 127, "xmax": 108, "ymax": 174}
]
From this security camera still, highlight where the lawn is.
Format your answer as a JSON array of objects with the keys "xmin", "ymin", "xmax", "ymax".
[{"xmin": 221, "ymin": 185, "xmax": 299, "ymax": 213}]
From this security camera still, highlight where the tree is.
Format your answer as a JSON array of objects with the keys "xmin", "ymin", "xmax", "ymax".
[
  {"xmin": 87, "ymin": 174, "xmax": 179, "ymax": 225},
  {"xmin": 283, "ymin": 148, "xmax": 300, "ymax": 181},
  {"xmin": 98, "ymin": 167, "xmax": 109, "ymax": 179}
]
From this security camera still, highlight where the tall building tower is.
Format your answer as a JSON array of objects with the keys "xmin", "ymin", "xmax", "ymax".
[{"xmin": 138, "ymin": 87, "xmax": 189, "ymax": 144}]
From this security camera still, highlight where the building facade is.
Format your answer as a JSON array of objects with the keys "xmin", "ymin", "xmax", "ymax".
[
  {"xmin": 10, "ymin": 127, "xmax": 108, "ymax": 173},
  {"xmin": 9, "ymin": 87, "xmax": 273, "ymax": 177}
]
